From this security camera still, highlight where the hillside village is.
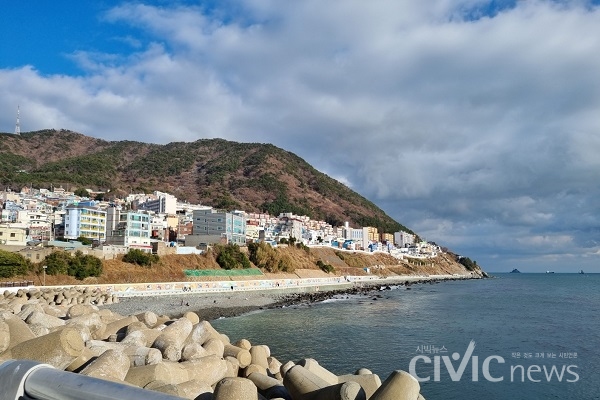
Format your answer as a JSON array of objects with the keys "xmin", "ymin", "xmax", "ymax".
[{"xmin": 0, "ymin": 187, "xmax": 443, "ymax": 266}]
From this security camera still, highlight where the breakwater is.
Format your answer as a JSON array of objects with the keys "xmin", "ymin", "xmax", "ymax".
[
  {"xmin": 2, "ymin": 273, "xmax": 476, "ymax": 299},
  {"xmin": 0, "ymin": 289, "xmax": 428, "ymax": 400}
]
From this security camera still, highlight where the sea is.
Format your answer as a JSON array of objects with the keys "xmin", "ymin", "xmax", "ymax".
[{"xmin": 212, "ymin": 273, "xmax": 600, "ymax": 400}]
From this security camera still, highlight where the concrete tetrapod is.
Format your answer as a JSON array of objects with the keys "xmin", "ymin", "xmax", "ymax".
[
  {"xmin": 125, "ymin": 361, "xmax": 190, "ymax": 387},
  {"xmin": 180, "ymin": 355, "xmax": 228, "ymax": 386},
  {"xmin": 369, "ymin": 370, "xmax": 421, "ymax": 400},
  {"xmin": 2, "ymin": 314, "xmax": 36, "ymax": 350},
  {"xmin": 223, "ymin": 344, "xmax": 252, "ymax": 368},
  {"xmin": 191, "ymin": 320, "xmax": 223, "ymax": 344},
  {"xmin": 282, "ymin": 365, "xmax": 331, "ymax": 400},
  {"xmin": 280, "ymin": 361, "xmax": 296, "ymax": 379},
  {"xmin": 213, "ymin": 377, "xmax": 259, "ymax": 400},
  {"xmin": 136, "ymin": 311, "xmax": 159, "ymax": 327},
  {"xmin": 67, "ymin": 304, "xmax": 98, "ymax": 318},
  {"xmin": 247, "ymin": 372, "xmax": 292, "ymax": 400},
  {"xmin": 152, "ymin": 317, "xmax": 193, "ymax": 361},
  {"xmin": 242, "ymin": 363, "xmax": 268, "ymax": 378},
  {"xmin": 337, "ymin": 374, "xmax": 382, "ymax": 399},
  {"xmin": 181, "ymin": 342, "xmax": 209, "ymax": 361},
  {"xmin": 305, "ymin": 381, "xmax": 367, "ymax": 400},
  {"xmin": 297, "ymin": 358, "xmax": 338, "ymax": 385},
  {"xmin": 250, "ymin": 346, "xmax": 270, "ymax": 370},
  {"xmin": 234, "ymin": 338, "xmax": 252, "ymax": 350},
  {"xmin": 86, "ymin": 340, "xmax": 163, "ymax": 367},
  {"xmin": 65, "ymin": 347, "xmax": 96, "ymax": 372},
  {"xmin": 182, "ymin": 311, "xmax": 200, "ymax": 325},
  {"xmin": 80, "ymin": 348, "xmax": 130, "ymax": 382},
  {"xmin": 203, "ymin": 337, "xmax": 225, "ymax": 358},
  {"xmin": 9, "ymin": 326, "xmax": 85, "ymax": 369},
  {"xmin": 0, "ymin": 319, "xmax": 10, "ymax": 353},
  {"xmin": 66, "ymin": 312, "xmax": 105, "ymax": 337},
  {"xmin": 100, "ymin": 315, "xmax": 139, "ymax": 340},
  {"xmin": 151, "ymin": 379, "xmax": 213, "ymax": 400},
  {"xmin": 268, "ymin": 357, "xmax": 283, "ymax": 380},
  {"xmin": 26, "ymin": 310, "xmax": 65, "ymax": 329},
  {"xmin": 122, "ymin": 328, "xmax": 162, "ymax": 348},
  {"xmin": 16, "ymin": 303, "xmax": 44, "ymax": 321},
  {"xmin": 224, "ymin": 356, "xmax": 240, "ymax": 378}
]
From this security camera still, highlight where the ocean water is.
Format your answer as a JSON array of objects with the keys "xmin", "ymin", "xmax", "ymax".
[{"xmin": 212, "ymin": 273, "xmax": 600, "ymax": 399}]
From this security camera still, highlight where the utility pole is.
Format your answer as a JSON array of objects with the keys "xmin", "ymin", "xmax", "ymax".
[{"xmin": 14, "ymin": 106, "xmax": 20, "ymax": 135}]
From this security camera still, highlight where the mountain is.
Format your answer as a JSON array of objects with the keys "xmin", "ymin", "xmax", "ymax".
[{"xmin": 0, "ymin": 129, "xmax": 412, "ymax": 234}]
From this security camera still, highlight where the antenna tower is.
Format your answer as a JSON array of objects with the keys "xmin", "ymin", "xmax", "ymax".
[{"xmin": 14, "ymin": 106, "xmax": 21, "ymax": 135}]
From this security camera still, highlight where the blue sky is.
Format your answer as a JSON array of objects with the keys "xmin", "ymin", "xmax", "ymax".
[{"xmin": 2, "ymin": 1, "xmax": 600, "ymax": 273}]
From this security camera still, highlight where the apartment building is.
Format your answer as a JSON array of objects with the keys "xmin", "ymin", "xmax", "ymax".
[
  {"xmin": 136, "ymin": 191, "xmax": 177, "ymax": 215},
  {"xmin": 188, "ymin": 208, "xmax": 246, "ymax": 246},
  {"xmin": 394, "ymin": 231, "xmax": 416, "ymax": 247},
  {"xmin": 105, "ymin": 208, "xmax": 152, "ymax": 250},
  {"xmin": 64, "ymin": 203, "xmax": 107, "ymax": 241}
]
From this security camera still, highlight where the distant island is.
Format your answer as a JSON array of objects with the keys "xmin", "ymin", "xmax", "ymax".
[{"xmin": 510, "ymin": 268, "xmax": 521, "ymax": 273}]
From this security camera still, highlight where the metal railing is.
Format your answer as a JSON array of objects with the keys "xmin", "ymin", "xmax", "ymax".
[
  {"xmin": 0, "ymin": 281, "xmax": 34, "ymax": 288},
  {"xmin": 0, "ymin": 360, "xmax": 185, "ymax": 400}
]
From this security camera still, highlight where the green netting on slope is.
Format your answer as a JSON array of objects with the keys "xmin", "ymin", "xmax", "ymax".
[{"xmin": 183, "ymin": 269, "xmax": 264, "ymax": 277}]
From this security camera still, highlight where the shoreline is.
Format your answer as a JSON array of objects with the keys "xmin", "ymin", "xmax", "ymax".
[{"xmin": 102, "ymin": 274, "xmax": 479, "ymax": 320}]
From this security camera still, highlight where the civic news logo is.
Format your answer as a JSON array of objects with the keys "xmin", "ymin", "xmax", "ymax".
[{"xmin": 408, "ymin": 340, "xmax": 579, "ymax": 383}]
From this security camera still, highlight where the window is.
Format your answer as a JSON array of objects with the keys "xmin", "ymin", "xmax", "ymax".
[{"xmin": 10, "ymin": 233, "xmax": 15, "ymax": 238}]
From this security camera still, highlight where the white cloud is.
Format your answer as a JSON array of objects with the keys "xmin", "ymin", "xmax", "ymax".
[{"xmin": 2, "ymin": 0, "xmax": 600, "ymax": 271}]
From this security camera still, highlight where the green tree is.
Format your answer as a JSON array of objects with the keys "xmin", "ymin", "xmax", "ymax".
[
  {"xmin": 215, "ymin": 244, "xmax": 251, "ymax": 270},
  {"xmin": 43, "ymin": 251, "xmax": 71, "ymax": 275},
  {"xmin": 77, "ymin": 236, "xmax": 93, "ymax": 245},
  {"xmin": 122, "ymin": 249, "xmax": 159, "ymax": 267},
  {"xmin": 42, "ymin": 250, "xmax": 103, "ymax": 280},
  {"xmin": 0, "ymin": 250, "xmax": 31, "ymax": 278},
  {"xmin": 458, "ymin": 256, "xmax": 479, "ymax": 271},
  {"xmin": 73, "ymin": 188, "xmax": 89, "ymax": 197},
  {"xmin": 247, "ymin": 242, "xmax": 259, "ymax": 260},
  {"xmin": 247, "ymin": 242, "xmax": 291, "ymax": 272}
]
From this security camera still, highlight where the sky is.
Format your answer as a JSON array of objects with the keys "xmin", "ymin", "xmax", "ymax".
[{"xmin": 2, "ymin": 0, "xmax": 600, "ymax": 272}]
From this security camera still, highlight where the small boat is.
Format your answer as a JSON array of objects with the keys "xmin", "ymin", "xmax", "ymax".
[
  {"xmin": 579, "ymin": 270, "xmax": 584, "ymax": 274},
  {"xmin": 546, "ymin": 271, "xmax": 555, "ymax": 274}
]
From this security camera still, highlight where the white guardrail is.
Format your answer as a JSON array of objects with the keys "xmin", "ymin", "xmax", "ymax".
[{"xmin": 0, "ymin": 360, "xmax": 183, "ymax": 400}]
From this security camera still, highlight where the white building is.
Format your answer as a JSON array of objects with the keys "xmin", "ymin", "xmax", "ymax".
[
  {"xmin": 105, "ymin": 208, "xmax": 152, "ymax": 251},
  {"xmin": 136, "ymin": 191, "xmax": 177, "ymax": 215},
  {"xmin": 394, "ymin": 231, "xmax": 415, "ymax": 247},
  {"xmin": 0, "ymin": 224, "xmax": 28, "ymax": 246},
  {"xmin": 64, "ymin": 203, "xmax": 107, "ymax": 241},
  {"xmin": 341, "ymin": 223, "xmax": 370, "ymax": 250}
]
